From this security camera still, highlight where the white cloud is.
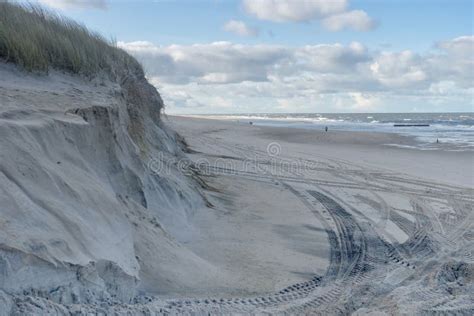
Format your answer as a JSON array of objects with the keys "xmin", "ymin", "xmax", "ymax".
[
  {"xmin": 436, "ymin": 35, "xmax": 474, "ymax": 58},
  {"xmin": 370, "ymin": 51, "xmax": 427, "ymax": 88},
  {"xmin": 241, "ymin": 0, "xmax": 376, "ymax": 32},
  {"xmin": 429, "ymin": 36, "xmax": 474, "ymax": 88},
  {"xmin": 223, "ymin": 20, "xmax": 259, "ymax": 37},
  {"xmin": 119, "ymin": 41, "xmax": 372, "ymax": 85},
  {"xmin": 428, "ymin": 81, "xmax": 458, "ymax": 95},
  {"xmin": 119, "ymin": 41, "xmax": 291, "ymax": 84},
  {"xmin": 119, "ymin": 36, "xmax": 474, "ymax": 113},
  {"xmin": 295, "ymin": 42, "xmax": 369, "ymax": 73},
  {"xmin": 321, "ymin": 10, "xmax": 376, "ymax": 32},
  {"xmin": 242, "ymin": 0, "xmax": 347, "ymax": 22},
  {"xmin": 38, "ymin": 0, "xmax": 107, "ymax": 10},
  {"xmin": 349, "ymin": 92, "xmax": 380, "ymax": 111}
]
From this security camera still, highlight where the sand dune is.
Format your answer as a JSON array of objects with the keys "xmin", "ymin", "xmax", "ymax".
[{"xmin": 0, "ymin": 64, "xmax": 233, "ymax": 313}]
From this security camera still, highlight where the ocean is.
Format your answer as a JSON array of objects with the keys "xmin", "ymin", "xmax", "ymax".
[{"xmin": 195, "ymin": 112, "xmax": 474, "ymax": 151}]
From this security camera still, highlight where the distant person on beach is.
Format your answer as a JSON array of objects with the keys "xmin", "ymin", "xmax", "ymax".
[{"xmin": 325, "ymin": 126, "xmax": 328, "ymax": 132}]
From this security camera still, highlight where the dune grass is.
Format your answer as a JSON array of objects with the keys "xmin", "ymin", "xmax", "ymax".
[{"xmin": 0, "ymin": 2, "xmax": 143, "ymax": 79}]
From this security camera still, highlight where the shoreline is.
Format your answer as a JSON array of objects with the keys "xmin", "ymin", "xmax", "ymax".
[
  {"xmin": 172, "ymin": 113, "xmax": 474, "ymax": 152},
  {"xmin": 167, "ymin": 115, "xmax": 473, "ymax": 188}
]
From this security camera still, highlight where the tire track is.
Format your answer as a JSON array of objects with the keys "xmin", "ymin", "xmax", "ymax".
[{"xmin": 161, "ymin": 128, "xmax": 473, "ymax": 314}]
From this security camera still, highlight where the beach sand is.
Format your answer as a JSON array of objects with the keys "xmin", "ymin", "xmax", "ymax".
[
  {"xmin": 156, "ymin": 115, "xmax": 474, "ymax": 314},
  {"xmin": 1, "ymin": 58, "xmax": 472, "ymax": 314}
]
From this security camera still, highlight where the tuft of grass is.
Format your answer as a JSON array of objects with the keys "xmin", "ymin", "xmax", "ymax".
[{"xmin": 0, "ymin": 2, "xmax": 143, "ymax": 79}]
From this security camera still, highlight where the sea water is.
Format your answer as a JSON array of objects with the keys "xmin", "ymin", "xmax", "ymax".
[{"xmin": 197, "ymin": 113, "xmax": 474, "ymax": 151}]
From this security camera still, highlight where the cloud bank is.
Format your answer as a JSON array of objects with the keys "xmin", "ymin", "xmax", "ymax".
[{"xmin": 119, "ymin": 36, "xmax": 473, "ymax": 113}]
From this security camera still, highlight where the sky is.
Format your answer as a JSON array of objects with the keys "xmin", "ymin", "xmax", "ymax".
[{"xmin": 33, "ymin": 0, "xmax": 473, "ymax": 114}]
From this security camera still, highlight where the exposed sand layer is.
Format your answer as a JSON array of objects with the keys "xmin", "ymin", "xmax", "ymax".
[{"xmin": 0, "ymin": 64, "xmax": 238, "ymax": 314}]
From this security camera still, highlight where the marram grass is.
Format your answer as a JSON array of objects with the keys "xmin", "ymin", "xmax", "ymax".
[{"xmin": 0, "ymin": 2, "xmax": 143, "ymax": 79}]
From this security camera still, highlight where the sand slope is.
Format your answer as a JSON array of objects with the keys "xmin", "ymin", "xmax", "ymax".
[{"xmin": 0, "ymin": 64, "xmax": 235, "ymax": 313}]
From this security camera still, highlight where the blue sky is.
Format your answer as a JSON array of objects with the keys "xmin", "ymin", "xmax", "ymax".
[
  {"xmin": 36, "ymin": 0, "xmax": 473, "ymax": 113},
  {"xmin": 55, "ymin": 0, "xmax": 472, "ymax": 50}
]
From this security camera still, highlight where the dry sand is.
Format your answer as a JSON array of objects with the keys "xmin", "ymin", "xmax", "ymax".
[{"xmin": 150, "ymin": 115, "xmax": 474, "ymax": 314}]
